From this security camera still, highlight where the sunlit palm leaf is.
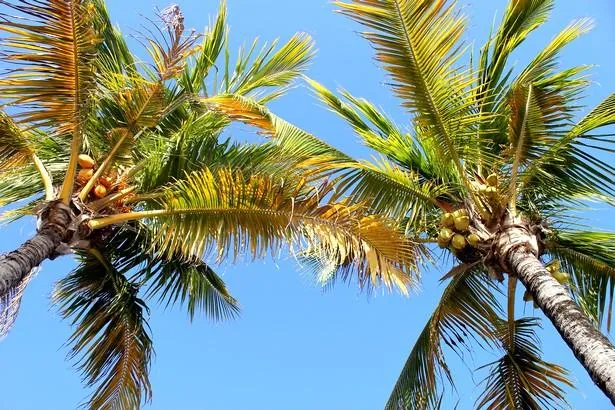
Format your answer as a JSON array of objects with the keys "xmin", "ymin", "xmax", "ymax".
[
  {"xmin": 386, "ymin": 269, "xmax": 500, "ymax": 409},
  {"xmin": 92, "ymin": 167, "xmax": 421, "ymax": 294},
  {"xmin": 206, "ymin": 94, "xmax": 449, "ymax": 226},
  {"xmin": 336, "ymin": 0, "xmax": 481, "ymax": 174}
]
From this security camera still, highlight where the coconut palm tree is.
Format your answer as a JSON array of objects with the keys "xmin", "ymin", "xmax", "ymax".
[
  {"xmin": 207, "ymin": 0, "xmax": 615, "ymax": 407},
  {"xmin": 0, "ymin": 0, "xmax": 419, "ymax": 407}
]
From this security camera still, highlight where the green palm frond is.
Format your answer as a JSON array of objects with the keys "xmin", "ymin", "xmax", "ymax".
[
  {"xmin": 335, "ymin": 0, "xmax": 481, "ymax": 176},
  {"xmin": 54, "ymin": 251, "xmax": 153, "ymax": 410},
  {"xmin": 476, "ymin": 318, "xmax": 571, "ymax": 410},
  {"xmin": 0, "ymin": 110, "xmax": 30, "ymax": 171},
  {"xmin": 546, "ymin": 230, "xmax": 615, "ymax": 330},
  {"xmin": 206, "ymin": 94, "xmax": 449, "ymax": 227},
  {"xmin": 96, "ymin": 226, "xmax": 240, "ymax": 322},
  {"xmin": 179, "ymin": 1, "xmax": 227, "ymax": 95},
  {"xmin": 386, "ymin": 269, "xmax": 500, "ymax": 409},
  {"xmin": 222, "ymin": 33, "xmax": 314, "ymax": 103},
  {"xmin": 307, "ymin": 78, "xmax": 460, "ymax": 186}
]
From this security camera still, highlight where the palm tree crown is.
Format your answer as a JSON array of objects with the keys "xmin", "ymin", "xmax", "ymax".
[{"xmin": 208, "ymin": 0, "xmax": 615, "ymax": 408}]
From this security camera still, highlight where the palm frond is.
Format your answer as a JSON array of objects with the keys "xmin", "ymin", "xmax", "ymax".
[
  {"xmin": 386, "ymin": 269, "xmax": 500, "ymax": 409},
  {"xmin": 336, "ymin": 0, "xmax": 480, "ymax": 175},
  {"xmin": 476, "ymin": 318, "xmax": 571, "ymax": 410},
  {"xmin": 179, "ymin": 0, "xmax": 227, "ymax": 95},
  {"xmin": 206, "ymin": 94, "xmax": 448, "ymax": 227},
  {"xmin": 546, "ymin": 230, "xmax": 615, "ymax": 331},
  {"xmin": 89, "ymin": 168, "xmax": 421, "ymax": 294},
  {"xmin": 54, "ymin": 251, "xmax": 153, "ymax": 410}
]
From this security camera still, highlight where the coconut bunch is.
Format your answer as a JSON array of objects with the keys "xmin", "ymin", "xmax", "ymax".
[
  {"xmin": 523, "ymin": 259, "xmax": 569, "ymax": 306},
  {"xmin": 471, "ymin": 173, "xmax": 502, "ymax": 223},
  {"xmin": 437, "ymin": 208, "xmax": 481, "ymax": 252},
  {"xmin": 75, "ymin": 154, "xmax": 132, "ymax": 212}
]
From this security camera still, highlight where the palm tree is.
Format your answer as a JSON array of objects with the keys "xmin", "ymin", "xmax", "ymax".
[
  {"xmin": 0, "ymin": 0, "xmax": 419, "ymax": 407},
  {"xmin": 207, "ymin": 0, "xmax": 615, "ymax": 407}
]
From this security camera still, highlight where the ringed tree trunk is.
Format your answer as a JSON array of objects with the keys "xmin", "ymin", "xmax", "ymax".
[
  {"xmin": 0, "ymin": 201, "xmax": 72, "ymax": 294},
  {"xmin": 496, "ymin": 221, "xmax": 615, "ymax": 405}
]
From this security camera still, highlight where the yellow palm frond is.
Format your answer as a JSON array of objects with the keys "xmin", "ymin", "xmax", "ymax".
[
  {"xmin": 88, "ymin": 168, "xmax": 421, "ymax": 294},
  {"xmin": 0, "ymin": 0, "xmax": 100, "ymax": 202}
]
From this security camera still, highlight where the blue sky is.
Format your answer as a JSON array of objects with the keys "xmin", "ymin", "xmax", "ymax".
[{"xmin": 0, "ymin": 0, "xmax": 614, "ymax": 409}]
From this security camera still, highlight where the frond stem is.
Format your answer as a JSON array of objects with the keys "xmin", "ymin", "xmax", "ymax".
[
  {"xmin": 32, "ymin": 153, "xmax": 53, "ymax": 200},
  {"xmin": 508, "ymin": 84, "xmax": 533, "ymax": 216}
]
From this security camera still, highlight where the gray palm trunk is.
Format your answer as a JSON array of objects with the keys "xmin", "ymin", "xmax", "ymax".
[
  {"xmin": 0, "ymin": 201, "xmax": 72, "ymax": 295},
  {"xmin": 499, "ymin": 222, "xmax": 615, "ymax": 405}
]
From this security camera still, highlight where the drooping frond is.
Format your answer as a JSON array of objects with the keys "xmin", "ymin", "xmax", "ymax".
[
  {"xmin": 476, "ymin": 318, "xmax": 571, "ymax": 410},
  {"xmin": 386, "ymin": 269, "xmax": 500, "ymax": 409},
  {"xmin": 206, "ymin": 94, "xmax": 449, "ymax": 228},
  {"xmin": 546, "ymin": 230, "xmax": 615, "ymax": 331},
  {"xmin": 335, "ymin": 0, "xmax": 480, "ymax": 175},
  {"xmin": 89, "ymin": 168, "xmax": 421, "ymax": 294},
  {"xmin": 0, "ymin": 110, "xmax": 30, "ymax": 170},
  {"xmin": 54, "ymin": 252, "xmax": 153, "ymax": 410}
]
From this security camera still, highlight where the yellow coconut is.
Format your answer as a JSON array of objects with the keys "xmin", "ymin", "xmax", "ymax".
[
  {"xmin": 437, "ymin": 228, "xmax": 454, "ymax": 248},
  {"xmin": 486, "ymin": 173, "xmax": 498, "ymax": 187},
  {"xmin": 467, "ymin": 233, "xmax": 480, "ymax": 248},
  {"xmin": 453, "ymin": 208, "xmax": 469, "ymax": 218},
  {"xmin": 76, "ymin": 168, "xmax": 94, "ymax": 184},
  {"xmin": 548, "ymin": 259, "xmax": 561, "ymax": 272},
  {"xmin": 552, "ymin": 270, "xmax": 569, "ymax": 284},
  {"xmin": 451, "ymin": 234, "xmax": 466, "ymax": 250},
  {"xmin": 94, "ymin": 184, "xmax": 107, "ymax": 199},
  {"xmin": 78, "ymin": 154, "xmax": 95, "ymax": 169},
  {"xmin": 440, "ymin": 212, "xmax": 455, "ymax": 228},
  {"xmin": 454, "ymin": 215, "xmax": 470, "ymax": 231}
]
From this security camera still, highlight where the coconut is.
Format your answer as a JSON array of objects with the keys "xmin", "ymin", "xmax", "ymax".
[
  {"xmin": 485, "ymin": 186, "xmax": 497, "ymax": 197},
  {"xmin": 77, "ymin": 168, "xmax": 94, "ymax": 184},
  {"xmin": 78, "ymin": 154, "xmax": 95, "ymax": 169},
  {"xmin": 99, "ymin": 175, "xmax": 114, "ymax": 189},
  {"xmin": 451, "ymin": 234, "xmax": 466, "ymax": 250},
  {"xmin": 454, "ymin": 215, "xmax": 470, "ymax": 231},
  {"xmin": 523, "ymin": 290, "xmax": 533, "ymax": 302},
  {"xmin": 453, "ymin": 208, "xmax": 469, "ymax": 218},
  {"xmin": 547, "ymin": 259, "xmax": 561, "ymax": 272},
  {"xmin": 94, "ymin": 185, "xmax": 107, "ymax": 198},
  {"xmin": 552, "ymin": 270, "xmax": 569, "ymax": 284},
  {"xmin": 486, "ymin": 173, "xmax": 498, "ymax": 187},
  {"xmin": 467, "ymin": 233, "xmax": 480, "ymax": 248},
  {"xmin": 440, "ymin": 212, "xmax": 455, "ymax": 228},
  {"xmin": 437, "ymin": 228, "xmax": 454, "ymax": 248}
]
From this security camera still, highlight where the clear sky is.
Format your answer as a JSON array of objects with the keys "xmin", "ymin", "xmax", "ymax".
[{"xmin": 0, "ymin": 0, "xmax": 614, "ymax": 409}]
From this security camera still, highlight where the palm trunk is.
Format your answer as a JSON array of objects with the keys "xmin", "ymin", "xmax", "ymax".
[
  {"xmin": 499, "ymin": 222, "xmax": 615, "ymax": 405},
  {"xmin": 0, "ymin": 202, "xmax": 72, "ymax": 294}
]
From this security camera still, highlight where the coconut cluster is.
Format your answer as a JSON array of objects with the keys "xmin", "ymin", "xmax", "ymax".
[
  {"xmin": 76, "ymin": 154, "xmax": 131, "ymax": 212},
  {"xmin": 437, "ymin": 208, "xmax": 480, "ymax": 252}
]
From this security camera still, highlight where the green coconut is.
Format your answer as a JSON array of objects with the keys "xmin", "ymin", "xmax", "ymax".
[
  {"xmin": 523, "ymin": 290, "xmax": 533, "ymax": 302},
  {"xmin": 486, "ymin": 173, "xmax": 498, "ymax": 187},
  {"xmin": 451, "ymin": 234, "xmax": 467, "ymax": 250},
  {"xmin": 547, "ymin": 259, "xmax": 561, "ymax": 273},
  {"xmin": 454, "ymin": 215, "xmax": 470, "ymax": 231},
  {"xmin": 467, "ymin": 233, "xmax": 480, "ymax": 248},
  {"xmin": 440, "ymin": 212, "xmax": 455, "ymax": 228},
  {"xmin": 552, "ymin": 270, "xmax": 569, "ymax": 284},
  {"xmin": 437, "ymin": 227, "xmax": 454, "ymax": 248}
]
